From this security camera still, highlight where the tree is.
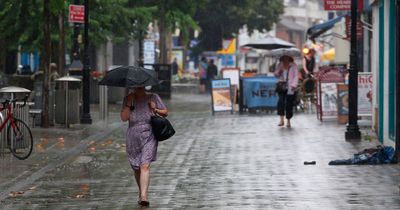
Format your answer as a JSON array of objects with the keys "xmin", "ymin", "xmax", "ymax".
[
  {"xmin": 0, "ymin": 0, "xmax": 201, "ymax": 125},
  {"xmin": 42, "ymin": 0, "xmax": 51, "ymax": 128},
  {"xmin": 0, "ymin": 1, "xmax": 41, "ymax": 73},
  {"xmin": 194, "ymin": 0, "xmax": 284, "ymax": 52},
  {"xmin": 137, "ymin": 0, "xmax": 201, "ymax": 64},
  {"xmin": 0, "ymin": 0, "xmax": 156, "ymax": 126}
]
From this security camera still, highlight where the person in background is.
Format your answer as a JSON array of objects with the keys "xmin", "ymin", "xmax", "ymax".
[
  {"xmin": 302, "ymin": 48, "xmax": 316, "ymax": 77},
  {"xmin": 120, "ymin": 87, "xmax": 168, "ymax": 207},
  {"xmin": 206, "ymin": 59, "xmax": 218, "ymax": 92},
  {"xmin": 171, "ymin": 58, "xmax": 178, "ymax": 76},
  {"xmin": 198, "ymin": 57, "xmax": 208, "ymax": 93},
  {"xmin": 274, "ymin": 55, "xmax": 299, "ymax": 128}
]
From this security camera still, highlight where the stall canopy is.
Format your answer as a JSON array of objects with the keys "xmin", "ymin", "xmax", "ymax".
[
  {"xmin": 321, "ymin": 48, "xmax": 335, "ymax": 62},
  {"xmin": 306, "ymin": 15, "xmax": 346, "ymax": 42}
]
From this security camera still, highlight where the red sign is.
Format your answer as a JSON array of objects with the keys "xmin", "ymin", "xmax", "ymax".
[
  {"xmin": 324, "ymin": 0, "xmax": 351, "ymax": 10},
  {"xmin": 345, "ymin": 16, "xmax": 363, "ymax": 40},
  {"xmin": 68, "ymin": 5, "xmax": 84, "ymax": 23},
  {"xmin": 324, "ymin": 0, "xmax": 364, "ymax": 11}
]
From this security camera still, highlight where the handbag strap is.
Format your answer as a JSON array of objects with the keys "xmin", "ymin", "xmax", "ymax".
[
  {"xmin": 285, "ymin": 65, "xmax": 290, "ymax": 83},
  {"xmin": 150, "ymin": 93, "xmax": 158, "ymax": 116}
]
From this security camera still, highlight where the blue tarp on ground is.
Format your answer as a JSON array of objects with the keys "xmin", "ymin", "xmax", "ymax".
[
  {"xmin": 329, "ymin": 146, "xmax": 395, "ymax": 165},
  {"xmin": 243, "ymin": 77, "xmax": 278, "ymax": 108}
]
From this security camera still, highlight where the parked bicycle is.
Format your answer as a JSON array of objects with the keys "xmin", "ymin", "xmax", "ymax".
[{"xmin": 0, "ymin": 95, "xmax": 33, "ymax": 160}]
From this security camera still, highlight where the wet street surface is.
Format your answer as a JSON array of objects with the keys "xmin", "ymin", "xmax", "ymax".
[{"xmin": 0, "ymin": 94, "xmax": 399, "ymax": 209}]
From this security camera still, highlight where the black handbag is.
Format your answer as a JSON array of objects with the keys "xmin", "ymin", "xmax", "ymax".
[
  {"xmin": 275, "ymin": 68, "xmax": 290, "ymax": 94},
  {"xmin": 275, "ymin": 81, "xmax": 287, "ymax": 94},
  {"xmin": 150, "ymin": 114, "xmax": 175, "ymax": 141}
]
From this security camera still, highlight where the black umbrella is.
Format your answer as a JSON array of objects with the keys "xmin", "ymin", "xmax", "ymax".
[
  {"xmin": 242, "ymin": 36, "xmax": 295, "ymax": 50},
  {"xmin": 98, "ymin": 66, "xmax": 159, "ymax": 88},
  {"xmin": 268, "ymin": 47, "xmax": 301, "ymax": 58}
]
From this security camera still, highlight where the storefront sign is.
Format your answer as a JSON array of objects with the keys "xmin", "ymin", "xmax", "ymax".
[
  {"xmin": 242, "ymin": 77, "xmax": 278, "ymax": 108},
  {"xmin": 324, "ymin": 0, "xmax": 364, "ymax": 11},
  {"xmin": 217, "ymin": 39, "xmax": 236, "ymax": 54},
  {"xmin": 358, "ymin": 72, "xmax": 373, "ymax": 116},
  {"xmin": 211, "ymin": 79, "xmax": 233, "ymax": 113},
  {"xmin": 220, "ymin": 54, "xmax": 236, "ymax": 68}
]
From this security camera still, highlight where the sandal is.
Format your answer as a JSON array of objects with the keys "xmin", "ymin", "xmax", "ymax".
[{"xmin": 139, "ymin": 201, "xmax": 150, "ymax": 207}]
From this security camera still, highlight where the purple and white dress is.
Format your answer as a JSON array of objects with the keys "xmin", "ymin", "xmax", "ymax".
[{"xmin": 125, "ymin": 93, "xmax": 166, "ymax": 170}]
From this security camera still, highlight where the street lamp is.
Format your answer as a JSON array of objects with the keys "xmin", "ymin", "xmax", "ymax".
[
  {"xmin": 80, "ymin": 0, "xmax": 92, "ymax": 124},
  {"xmin": 68, "ymin": 58, "xmax": 83, "ymax": 74},
  {"xmin": 345, "ymin": 0, "xmax": 361, "ymax": 141}
]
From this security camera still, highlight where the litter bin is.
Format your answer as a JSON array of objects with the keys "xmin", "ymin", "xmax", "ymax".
[
  {"xmin": 145, "ymin": 64, "xmax": 172, "ymax": 99},
  {"xmin": 55, "ymin": 76, "xmax": 81, "ymax": 127}
]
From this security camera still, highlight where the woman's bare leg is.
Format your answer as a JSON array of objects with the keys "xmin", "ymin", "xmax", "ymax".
[
  {"xmin": 278, "ymin": 115, "xmax": 285, "ymax": 126},
  {"xmin": 139, "ymin": 164, "xmax": 151, "ymax": 201},
  {"xmin": 134, "ymin": 169, "xmax": 141, "ymax": 200}
]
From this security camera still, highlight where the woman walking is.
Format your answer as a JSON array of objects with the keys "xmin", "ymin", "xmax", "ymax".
[
  {"xmin": 198, "ymin": 57, "xmax": 208, "ymax": 93},
  {"xmin": 120, "ymin": 87, "xmax": 168, "ymax": 207},
  {"xmin": 274, "ymin": 55, "xmax": 298, "ymax": 128}
]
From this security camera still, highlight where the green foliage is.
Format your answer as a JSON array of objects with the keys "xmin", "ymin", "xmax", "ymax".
[
  {"xmin": 0, "ymin": 0, "xmax": 41, "ymax": 52},
  {"xmin": 89, "ymin": 0, "xmax": 155, "ymax": 45},
  {"xmin": 0, "ymin": 0, "xmax": 157, "ymax": 54},
  {"xmin": 194, "ymin": 0, "xmax": 284, "ymax": 51},
  {"xmin": 139, "ymin": 0, "xmax": 202, "ymax": 43}
]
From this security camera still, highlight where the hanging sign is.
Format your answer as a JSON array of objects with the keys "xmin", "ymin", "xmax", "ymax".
[
  {"xmin": 68, "ymin": 5, "xmax": 85, "ymax": 23},
  {"xmin": 345, "ymin": 16, "xmax": 363, "ymax": 40}
]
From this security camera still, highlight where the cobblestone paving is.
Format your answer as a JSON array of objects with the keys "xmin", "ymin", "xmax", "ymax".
[{"xmin": 0, "ymin": 94, "xmax": 399, "ymax": 209}]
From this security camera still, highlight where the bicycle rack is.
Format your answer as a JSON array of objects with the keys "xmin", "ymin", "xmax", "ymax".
[{"xmin": 0, "ymin": 103, "xmax": 30, "ymax": 158}]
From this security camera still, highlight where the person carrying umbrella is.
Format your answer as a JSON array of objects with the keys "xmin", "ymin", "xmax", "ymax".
[
  {"xmin": 100, "ymin": 66, "xmax": 168, "ymax": 207},
  {"xmin": 274, "ymin": 55, "xmax": 299, "ymax": 128}
]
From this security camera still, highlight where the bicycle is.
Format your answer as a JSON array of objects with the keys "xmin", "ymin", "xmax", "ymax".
[{"xmin": 0, "ymin": 95, "xmax": 33, "ymax": 160}]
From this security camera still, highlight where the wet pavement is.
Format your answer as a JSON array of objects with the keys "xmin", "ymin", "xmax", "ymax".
[{"xmin": 0, "ymin": 93, "xmax": 399, "ymax": 209}]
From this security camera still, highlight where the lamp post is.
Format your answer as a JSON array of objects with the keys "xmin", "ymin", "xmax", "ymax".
[
  {"xmin": 80, "ymin": 0, "xmax": 92, "ymax": 124},
  {"xmin": 72, "ymin": 0, "xmax": 82, "ymax": 63},
  {"xmin": 345, "ymin": 0, "xmax": 361, "ymax": 141}
]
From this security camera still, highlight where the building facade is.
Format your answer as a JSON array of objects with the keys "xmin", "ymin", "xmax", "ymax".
[{"xmin": 370, "ymin": 0, "xmax": 399, "ymax": 148}]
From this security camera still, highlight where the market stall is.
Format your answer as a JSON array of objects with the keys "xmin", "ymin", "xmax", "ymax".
[{"xmin": 239, "ymin": 76, "xmax": 278, "ymax": 113}]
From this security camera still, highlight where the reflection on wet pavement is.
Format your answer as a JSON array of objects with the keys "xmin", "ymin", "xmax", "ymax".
[{"xmin": 0, "ymin": 94, "xmax": 399, "ymax": 209}]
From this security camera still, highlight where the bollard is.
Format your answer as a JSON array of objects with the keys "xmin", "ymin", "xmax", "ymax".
[{"xmin": 99, "ymin": 85, "xmax": 108, "ymax": 122}]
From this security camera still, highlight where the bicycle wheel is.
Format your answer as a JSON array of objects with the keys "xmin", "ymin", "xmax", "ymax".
[{"xmin": 8, "ymin": 118, "xmax": 33, "ymax": 160}]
